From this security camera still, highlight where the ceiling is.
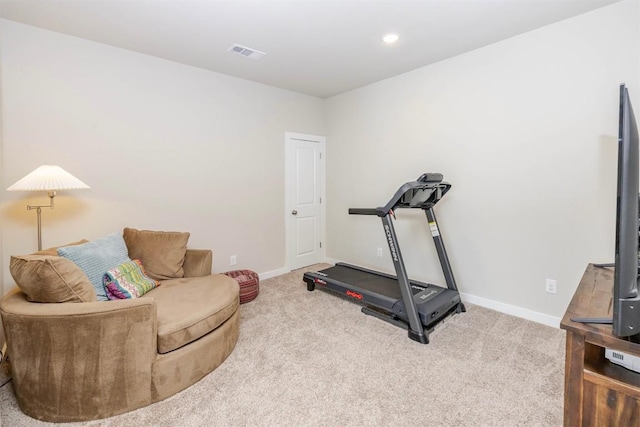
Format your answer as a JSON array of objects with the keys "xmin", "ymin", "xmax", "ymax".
[{"xmin": 0, "ymin": 0, "xmax": 620, "ymax": 98}]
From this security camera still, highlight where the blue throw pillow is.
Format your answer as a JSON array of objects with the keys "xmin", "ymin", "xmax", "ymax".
[{"xmin": 58, "ymin": 233, "xmax": 131, "ymax": 301}]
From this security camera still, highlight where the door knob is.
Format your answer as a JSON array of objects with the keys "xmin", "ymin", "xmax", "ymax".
[{"xmin": 291, "ymin": 210, "xmax": 298, "ymax": 215}]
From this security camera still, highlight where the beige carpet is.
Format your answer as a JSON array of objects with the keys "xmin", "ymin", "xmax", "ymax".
[{"xmin": 0, "ymin": 264, "xmax": 566, "ymax": 426}]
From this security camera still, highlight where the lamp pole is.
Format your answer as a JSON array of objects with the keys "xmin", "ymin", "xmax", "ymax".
[{"xmin": 26, "ymin": 191, "xmax": 56, "ymax": 251}]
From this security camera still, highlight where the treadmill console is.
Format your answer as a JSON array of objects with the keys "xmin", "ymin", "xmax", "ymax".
[{"xmin": 405, "ymin": 188, "xmax": 436, "ymax": 207}]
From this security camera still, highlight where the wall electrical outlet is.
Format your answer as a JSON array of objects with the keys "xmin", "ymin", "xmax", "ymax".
[
  {"xmin": 377, "ymin": 248, "xmax": 383, "ymax": 257},
  {"xmin": 230, "ymin": 255, "xmax": 237, "ymax": 266},
  {"xmin": 545, "ymin": 278, "xmax": 557, "ymax": 294}
]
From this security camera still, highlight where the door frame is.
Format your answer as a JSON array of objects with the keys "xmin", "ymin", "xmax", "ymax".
[{"xmin": 284, "ymin": 132, "xmax": 326, "ymax": 271}]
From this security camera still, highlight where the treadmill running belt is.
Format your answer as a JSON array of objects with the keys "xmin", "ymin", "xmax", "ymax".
[{"xmin": 319, "ymin": 264, "xmax": 403, "ymax": 300}]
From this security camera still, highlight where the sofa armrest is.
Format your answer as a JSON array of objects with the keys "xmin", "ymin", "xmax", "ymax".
[
  {"xmin": 0, "ymin": 289, "xmax": 157, "ymax": 422},
  {"xmin": 183, "ymin": 249, "xmax": 212, "ymax": 277}
]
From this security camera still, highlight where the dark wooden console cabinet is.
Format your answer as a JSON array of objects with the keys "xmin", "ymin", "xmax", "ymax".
[{"xmin": 561, "ymin": 264, "xmax": 640, "ymax": 426}]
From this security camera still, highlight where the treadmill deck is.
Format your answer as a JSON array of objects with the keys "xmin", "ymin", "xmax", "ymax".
[{"xmin": 304, "ymin": 263, "xmax": 462, "ymax": 328}]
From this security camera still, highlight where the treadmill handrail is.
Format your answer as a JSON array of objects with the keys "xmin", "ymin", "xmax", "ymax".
[{"xmin": 348, "ymin": 208, "xmax": 380, "ymax": 216}]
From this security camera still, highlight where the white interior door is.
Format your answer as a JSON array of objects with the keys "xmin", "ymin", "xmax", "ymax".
[{"xmin": 285, "ymin": 132, "xmax": 325, "ymax": 270}]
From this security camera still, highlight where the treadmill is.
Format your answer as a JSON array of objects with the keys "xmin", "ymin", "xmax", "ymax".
[{"xmin": 303, "ymin": 173, "xmax": 465, "ymax": 344}]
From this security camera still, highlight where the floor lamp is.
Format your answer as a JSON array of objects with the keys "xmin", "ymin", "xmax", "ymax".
[{"xmin": 7, "ymin": 165, "xmax": 90, "ymax": 251}]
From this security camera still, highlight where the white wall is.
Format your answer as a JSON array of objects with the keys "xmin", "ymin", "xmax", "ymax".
[
  {"xmin": 325, "ymin": 0, "xmax": 640, "ymax": 324},
  {"xmin": 1, "ymin": 20, "xmax": 325, "ymax": 291}
]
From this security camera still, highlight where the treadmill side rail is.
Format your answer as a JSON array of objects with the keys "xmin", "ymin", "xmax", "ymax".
[
  {"xmin": 381, "ymin": 215, "xmax": 427, "ymax": 342},
  {"xmin": 425, "ymin": 208, "xmax": 461, "ymax": 294}
]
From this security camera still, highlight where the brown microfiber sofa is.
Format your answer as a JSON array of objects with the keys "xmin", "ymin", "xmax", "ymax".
[{"xmin": 0, "ymin": 228, "xmax": 240, "ymax": 422}]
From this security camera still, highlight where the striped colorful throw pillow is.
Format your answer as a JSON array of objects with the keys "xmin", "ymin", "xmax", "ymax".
[{"xmin": 103, "ymin": 259, "xmax": 159, "ymax": 300}]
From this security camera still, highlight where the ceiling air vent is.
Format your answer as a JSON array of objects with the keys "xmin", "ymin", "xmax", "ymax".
[{"xmin": 227, "ymin": 44, "xmax": 266, "ymax": 60}]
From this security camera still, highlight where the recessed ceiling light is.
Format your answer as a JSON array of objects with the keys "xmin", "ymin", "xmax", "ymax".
[{"xmin": 382, "ymin": 33, "xmax": 399, "ymax": 44}]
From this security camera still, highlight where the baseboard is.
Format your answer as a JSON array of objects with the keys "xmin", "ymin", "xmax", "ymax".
[
  {"xmin": 460, "ymin": 292, "xmax": 561, "ymax": 328},
  {"xmin": 259, "ymin": 259, "xmax": 334, "ymax": 281},
  {"xmin": 259, "ymin": 267, "xmax": 290, "ymax": 281}
]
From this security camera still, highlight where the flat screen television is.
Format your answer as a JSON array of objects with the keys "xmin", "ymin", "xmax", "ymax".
[
  {"xmin": 573, "ymin": 84, "xmax": 640, "ymax": 340},
  {"xmin": 612, "ymin": 83, "xmax": 640, "ymax": 338}
]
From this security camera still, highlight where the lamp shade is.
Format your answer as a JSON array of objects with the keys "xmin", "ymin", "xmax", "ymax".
[{"xmin": 7, "ymin": 165, "xmax": 90, "ymax": 192}]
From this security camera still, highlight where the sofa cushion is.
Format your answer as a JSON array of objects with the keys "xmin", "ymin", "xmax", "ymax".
[
  {"xmin": 142, "ymin": 274, "xmax": 239, "ymax": 354},
  {"xmin": 103, "ymin": 259, "xmax": 159, "ymax": 300},
  {"xmin": 123, "ymin": 228, "xmax": 190, "ymax": 281},
  {"xmin": 9, "ymin": 255, "xmax": 97, "ymax": 303},
  {"xmin": 58, "ymin": 233, "xmax": 131, "ymax": 301}
]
